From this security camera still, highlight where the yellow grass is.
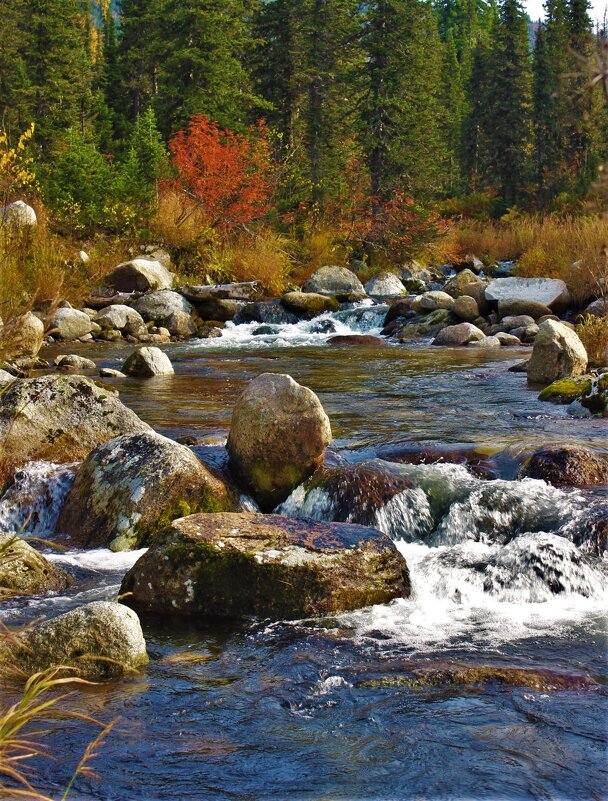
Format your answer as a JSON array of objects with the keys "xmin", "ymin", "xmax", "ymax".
[{"xmin": 575, "ymin": 313, "xmax": 608, "ymax": 366}]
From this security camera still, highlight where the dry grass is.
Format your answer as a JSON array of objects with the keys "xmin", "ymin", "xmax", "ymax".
[
  {"xmin": 432, "ymin": 214, "xmax": 608, "ymax": 307},
  {"xmin": 220, "ymin": 229, "xmax": 292, "ymax": 296},
  {"xmin": 575, "ymin": 314, "xmax": 608, "ymax": 366}
]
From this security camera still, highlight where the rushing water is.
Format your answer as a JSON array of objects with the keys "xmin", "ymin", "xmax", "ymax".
[{"xmin": 1, "ymin": 307, "xmax": 607, "ymax": 800}]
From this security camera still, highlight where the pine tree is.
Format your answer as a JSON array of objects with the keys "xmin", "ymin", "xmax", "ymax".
[
  {"xmin": 0, "ymin": 0, "xmax": 31, "ymax": 134},
  {"xmin": 116, "ymin": 0, "xmax": 161, "ymax": 125},
  {"xmin": 441, "ymin": 30, "xmax": 465, "ymax": 193}
]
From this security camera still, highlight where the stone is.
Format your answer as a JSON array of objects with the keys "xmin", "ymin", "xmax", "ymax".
[
  {"xmin": 432, "ymin": 322, "xmax": 486, "ymax": 346},
  {"xmin": 384, "ymin": 299, "xmax": 415, "ymax": 326},
  {"xmin": 303, "ymin": 265, "xmax": 365, "ymax": 296},
  {"xmin": 498, "ymin": 299, "xmax": 553, "ymax": 320},
  {"xmin": 0, "ymin": 312, "xmax": 44, "ymax": 360},
  {"xmin": 57, "ymin": 432, "xmax": 241, "ymax": 551},
  {"xmin": 104, "ymin": 259, "xmax": 174, "ymax": 292},
  {"xmin": 508, "ymin": 360, "xmax": 529, "ymax": 372},
  {"xmin": 327, "ymin": 335, "xmax": 388, "ymax": 347},
  {"xmin": 539, "ymin": 375, "xmax": 592, "ymax": 404},
  {"xmin": 485, "ymin": 277, "xmax": 570, "ymax": 311},
  {"xmin": 0, "ymin": 369, "xmax": 14, "ymax": 384},
  {"xmin": 0, "ymin": 534, "xmax": 70, "ymax": 598},
  {"xmin": 453, "ymin": 295, "xmax": 479, "ymax": 322},
  {"xmin": 443, "ymin": 269, "xmax": 484, "ymax": 298},
  {"xmin": 364, "ymin": 272, "xmax": 406, "ymax": 297},
  {"xmin": 235, "ymin": 300, "xmax": 299, "ymax": 326},
  {"xmin": 55, "ymin": 354, "xmax": 97, "ymax": 371},
  {"xmin": 412, "ymin": 291, "xmax": 455, "ymax": 313},
  {"xmin": 179, "ymin": 282, "xmax": 262, "ymax": 302},
  {"xmin": 499, "ymin": 314, "xmax": 535, "ymax": 331},
  {"xmin": 93, "ymin": 305, "xmax": 146, "ymax": 336},
  {"xmin": 132, "ymin": 290, "xmax": 193, "ymax": 324},
  {"xmin": 122, "ymin": 347, "xmax": 174, "ymax": 377},
  {"xmin": 578, "ymin": 373, "xmax": 608, "ymax": 416},
  {"xmin": 584, "ymin": 298, "xmax": 608, "ymax": 318},
  {"xmin": 281, "ymin": 291, "xmax": 340, "ymax": 318},
  {"xmin": 511, "ymin": 323, "xmax": 539, "ymax": 343},
  {"xmin": 0, "ymin": 200, "xmax": 36, "ymax": 227},
  {"xmin": 227, "ymin": 373, "xmax": 332, "ymax": 510},
  {"xmin": 469, "ymin": 335, "xmax": 501, "ymax": 348},
  {"xmin": 495, "ymin": 332, "xmax": 521, "ymax": 346},
  {"xmin": 1, "ymin": 602, "xmax": 147, "ymax": 680},
  {"xmin": 192, "ymin": 297, "xmax": 240, "ymax": 321},
  {"xmin": 99, "ymin": 368, "xmax": 127, "ymax": 379},
  {"xmin": 527, "ymin": 320, "xmax": 588, "ymax": 386},
  {"xmin": 0, "ymin": 375, "xmax": 150, "ymax": 475},
  {"xmin": 519, "ymin": 446, "xmax": 608, "ymax": 487},
  {"xmin": 164, "ymin": 311, "xmax": 197, "ymax": 337},
  {"xmin": 78, "ymin": 250, "xmax": 90, "ymax": 264},
  {"xmin": 456, "ymin": 255, "xmax": 484, "ymax": 274},
  {"xmin": 120, "ymin": 513, "xmax": 410, "ymax": 620},
  {"xmin": 141, "ymin": 245, "xmax": 172, "ymax": 268},
  {"xmin": 49, "ymin": 308, "xmax": 94, "ymax": 341}
]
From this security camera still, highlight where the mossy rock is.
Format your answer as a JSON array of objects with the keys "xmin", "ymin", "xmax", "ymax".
[
  {"xmin": 281, "ymin": 291, "xmax": 340, "ymax": 318},
  {"xmin": 0, "ymin": 534, "xmax": 71, "ymax": 598},
  {"xmin": 538, "ymin": 375, "xmax": 592, "ymax": 404},
  {"xmin": 120, "ymin": 512, "xmax": 410, "ymax": 620}
]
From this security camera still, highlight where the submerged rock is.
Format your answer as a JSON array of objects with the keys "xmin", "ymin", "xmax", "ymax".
[
  {"xmin": 227, "ymin": 373, "xmax": 332, "ymax": 510},
  {"xmin": 57, "ymin": 432, "xmax": 241, "ymax": 551},
  {"xmin": 0, "ymin": 312, "xmax": 44, "ymax": 361},
  {"xmin": 527, "ymin": 320, "xmax": 588, "ymax": 386},
  {"xmin": 538, "ymin": 375, "xmax": 592, "ymax": 404},
  {"xmin": 0, "ymin": 534, "xmax": 70, "ymax": 598},
  {"xmin": 0, "ymin": 375, "xmax": 150, "ymax": 477},
  {"xmin": 519, "ymin": 446, "xmax": 608, "ymax": 488},
  {"xmin": 327, "ymin": 335, "xmax": 388, "ymax": 347},
  {"xmin": 105, "ymin": 258, "xmax": 174, "ymax": 292},
  {"xmin": 55, "ymin": 354, "xmax": 97, "ymax": 372},
  {"xmin": 120, "ymin": 513, "xmax": 410, "ymax": 619},
  {"xmin": 1, "ymin": 601, "xmax": 148, "ymax": 680},
  {"xmin": 122, "ymin": 346, "xmax": 174, "ymax": 377},
  {"xmin": 303, "ymin": 265, "xmax": 365, "ymax": 297}
]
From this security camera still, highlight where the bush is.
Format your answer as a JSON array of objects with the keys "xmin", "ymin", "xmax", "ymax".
[{"xmin": 575, "ymin": 314, "xmax": 608, "ymax": 366}]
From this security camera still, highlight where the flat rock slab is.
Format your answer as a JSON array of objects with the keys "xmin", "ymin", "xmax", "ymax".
[
  {"xmin": 120, "ymin": 512, "xmax": 410, "ymax": 620},
  {"xmin": 485, "ymin": 277, "xmax": 570, "ymax": 310},
  {"xmin": 179, "ymin": 282, "xmax": 262, "ymax": 302}
]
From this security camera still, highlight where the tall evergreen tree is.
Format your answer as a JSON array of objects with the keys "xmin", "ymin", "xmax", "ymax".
[
  {"xmin": 116, "ymin": 0, "xmax": 161, "ymax": 126},
  {"xmin": 441, "ymin": 30, "xmax": 465, "ymax": 193},
  {"xmin": 0, "ymin": 0, "xmax": 31, "ymax": 134}
]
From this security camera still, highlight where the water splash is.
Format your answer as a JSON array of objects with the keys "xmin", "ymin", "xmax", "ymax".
[{"xmin": 0, "ymin": 461, "xmax": 76, "ymax": 537}]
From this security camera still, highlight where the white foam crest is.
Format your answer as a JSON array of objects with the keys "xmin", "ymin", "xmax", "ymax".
[
  {"xmin": 277, "ymin": 485, "xmax": 336, "ymax": 519},
  {"xmin": 47, "ymin": 547, "xmax": 147, "ymax": 572},
  {"xmin": 0, "ymin": 461, "xmax": 76, "ymax": 536},
  {"xmin": 373, "ymin": 488, "xmax": 434, "ymax": 540}
]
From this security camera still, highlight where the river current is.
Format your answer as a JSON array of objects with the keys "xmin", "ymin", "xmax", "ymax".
[{"xmin": 1, "ymin": 305, "xmax": 606, "ymax": 800}]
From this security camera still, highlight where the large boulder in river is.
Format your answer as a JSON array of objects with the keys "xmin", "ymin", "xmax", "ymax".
[
  {"xmin": 443, "ymin": 269, "xmax": 484, "ymax": 299},
  {"xmin": 432, "ymin": 322, "xmax": 485, "ymax": 346},
  {"xmin": 236, "ymin": 300, "xmax": 299, "ymax": 326},
  {"xmin": 303, "ymin": 265, "xmax": 365, "ymax": 297},
  {"xmin": 485, "ymin": 277, "xmax": 570, "ymax": 312},
  {"xmin": 519, "ymin": 446, "xmax": 608, "ymax": 488},
  {"xmin": 227, "ymin": 373, "xmax": 332, "ymax": 510},
  {"xmin": 364, "ymin": 272, "xmax": 407, "ymax": 297},
  {"xmin": 0, "ymin": 375, "xmax": 151, "ymax": 475},
  {"xmin": 412, "ymin": 291, "xmax": 455, "ymax": 313},
  {"xmin": 48, "ymin": 308, "xmax": 95, "ymax": 341},
  {"xmin": 57, "ymin": 432, "xmax": 242, "ymax": 551},
  {"xmin": 93, "ymin": 304, "xmax": 146, "ymax": 336},
  {"xmin": 122, "ymin": 346, "xmax": 174, "ymax": 377},
  {"xmin": 105, "ymin": 259, "xmax": 174, "ymax": 292},
  {"xmin": 1, "ymin": 602, "xmax": 147, "ymax": 680},
  {"xmin": 0, "ymin": 534, "xmax": 70, "ymax": 598},
  {"xmin": 281, "ymin": 291, "xmax": 339, "ymax": 318},
  {"xmin": 120, "ymin": 513, "xmax": 410, "ymax": 619},
  {"xmin": 527, "ymin": 320, "xmax": 588, "ymax": 386},
  {"xmin": 0, "ymin": 312, "xmax": 44, "ymax": 360},
  {"xmin": 453, "ymin": 295, "xmax": 480, "ymax": 322},
  {"xmin": 132, "ymin": 289, "xmax": 193, "ymax": 324}
]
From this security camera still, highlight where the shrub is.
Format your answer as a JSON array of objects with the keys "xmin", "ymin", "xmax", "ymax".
[{"xmin": 575, "ymin": 314, "xmax": 608, "ymax": 366}]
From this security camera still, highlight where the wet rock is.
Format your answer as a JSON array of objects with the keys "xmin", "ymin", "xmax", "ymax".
[
  {"xmin": 281, "ymin": 291, "xmax": 340, "ymax": 318},
  {"xmin": 93, "ymin": 304, "xmax": 147, "ymax": 336},
  {"xmin": 495, "ymin": 332, "xmax": 521, "ymax": 346},
  {"xmin": 579, "ymin": 373, "xmax": 608, "ymax": 416},
  {"xmin": 508, "ymin": 360, "xmax": 529, "ymax": 372},
  {"xmin": 412, "ymin": 291, "xmax": 455, "ymax": 313},
  {"xmin": 498, "ymin": 299, "xmax": 553, "ymax": 320},
  {"xmin": 538, "ymin": 375, "xmax": 592, "ymax": 404},
  {"xmin": 364, "ymin": 272, "xmax": 406, "ymax": 297},
  {"xmin": 105, "ymin": 259, "xmax": 174, "ymax": 292},
  {"xmin": 235, "ymin": 300, "xmax": 299, "ymax": 326},
  {"xmin": 310, "ymin": 319, "xmax": 337, "ymax": 334},
  {"xmin": 0, "ymin": 312, "xmax": 44, "ymax": 360},
  {"xmin": 99, "ymin": 368, "xmax": 127, "ymax": 379},
  {"xmin": 0, "ymin": 534, "xmax": 70, "ymax": 597},
  {"xmin": 432, "ymin": 322, "xmax": 485, "ymax": 346},
  {"xmin": 0, "ymin": 200, "xmax": 37, "ymax": 227},
  {"xmin": 374, "ymin": 442, "xmax": 497, "ymax": 479},
  {"xmin": 486, "ymin": 277, "xmax": 570, "ymax": 312},
  {"xmin": 519, "ymin": 446, "xmax": 608, "ymax": 487},
  {"xmin": 395, "ymin": 309, "xmax": 455, "ymax": 340},
  {"xmin": 55, "ymin": 354, "xmax": 97, "ymax": 371},
  {"xmin": 122, "ymin": 346, "xmax": 174, "ymax": 377},
  {"xmin": 132, "ymin": 289, "xmax": 193, "ymax": 325},
  {"xmin": 192, "ymin": 297, "xmax": 240, "ymax": 321},
  {"xmin": 120, "ymin": 513, "xmax": 410, "ymax": 619},
  {"xmin": 1, "ymin": 601, "xmax": 148, "ymax": 680},
  {"xmin": 227, "ymin": 373, "xmax": 332, "ymax": 510},
  {"xmin": 327, "ymin": 335, "xmax": 388, "ymax": 347},
  {"xmin": 469, "ymin": 335, "xmax": 501, "ymax": 348},
  {"xmin": 48, "ymin": 308, "xmax": 95, "ymax": 341},
  {"xmin": 198, "ymin": 325, "xmax": 224, "ymax": 339},
  {"xmin": 164, "ymin": 311, "xmax": 197, "ymax": 337},
  {"xmin": 0, "ymin": 375, "xmax": 150, "ymax": 476},
  {"xmin": 57, "ymin": 432, "xmax": 241, "ymax": 550},
  {"xmin": 527, "ymin": 320, "xmax": 588, "ymax": 386},
  {"xmin": 303, "ymin": 265, "xmax": 365, "ymax": 297},
  {"xmin": 453, "ymin": 295, "xmax": 479, "ymax": 322},
  {"xmin": 383, "ymin": 299, "xmax": 415, "ymax": 326}
]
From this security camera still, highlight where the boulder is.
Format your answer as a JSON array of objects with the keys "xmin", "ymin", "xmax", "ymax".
[
  {"xmin": 364, "ymin": 272, "xmax": 406, "ymax": 297},
  {"xmin": 1, "ymin": 602, "xmax": 147, "ymax": 680},
  {"xmin": 55, "ymin": 354, "xmax": 97, "ymax": 371},
  {"xmin": 179, "ymin": 282, "xmax": 262, "ymax": 302},
  {"xmin": 281, "ymin": 291, "xmax": 340, "ymax": 318},
  {"xmin": 384, "ymin": 298, "xmax": 415, "ymax": 326},
  {"xmin": 164, "ymin": 311, "xmax": 197, "ymax": 337},
  {"xmin": 93, "ymin": 305, "xmax": 147, "ymax": 336},
  {"xmin": 122, "ymin": 347, "xmax": 174, "ymax": 377},
  {"xmin": 99, "ymin": 368, "xmax": 127, "ymax": 379},
  {"xmin": 192, "ymin": 297, "xmax": 240, "ymax": 322},
  {"xmin": 303, "ymin": 265, "xmax": 365, "ymax": 297},
  {"xmin": 0, "ymin": 375, "xmax": 150, "ymax": 474},
  {"xmin": 49, "ymin": 308, "xmax": 95, "ymax": 341},
  {"xmin": 120, "ymin": 513, "xmax": 410, "ymax": 619},
  {"xmin": 132, "ymin": 290, "xmax": 193, "ymax": 324},
  {"xmin": 432, "ymin": 322, "xmax": 486, "ymax": 346},
  {"xmin": 579, "ymin": 373, "xmax": 608, "ymax": 416},
  {"xmin": 0, "ymin": 534, "xmax": 70, "ymax": 598},
  {"xmin": 527, "ymin": 320, "xmax": 588, "ymax": 386},
  {"xmin": 104, "ymin": 259, "xmax": 174, "ymax": 292},
  {"xmin": 0, "ymin": 200, "xmax": 36, "ymax": 227},
  {"xmin": 498, "ymin": 299, "xmax": 553, "ymax": 320},
  {"xmin": 519, "ymin": 446, "xmax": 608, "ymax": 487},
  {"xmin": 486, "ymin": 278, "xmax": 570, "ymax": 312},
  {"xmin": 512, "ymin": 323, "xmax": 539, "ymax": 343},
  {"xmin": 443, "ymin": 269, "xmax": 484, "ymax": 299},
  {"xmin": 495, "ymin": 332, "xmax": 521, "ymax": 346},
  {"xmin": 584, "ymin": 298, "xmax": 608, "ymax": 318},
  {"xmin": 235, "ymin": 300, "xmax": 299, "ymax": 326},
  {"xmin": 141, "ymin": 245, "xmax": 172, "ymax": 268},
  {"xmin": 498, "ymin": 314, "xmax": 535, "ymax": 331},
  {"xmin": 57, "ymin": 432, "xmax": 241, "ymax": 551},
  {"xmin": 453, "ymin": 295, "xmax": 479, "ymax": 322},
  {"xmin": 327, "ymin": 335, "xmax": 388, "ymax": 347},
  {"xmin": 469, "ymin": 335, "xmax": 501, "ymax": 348},
  {"xmin": 227, "ymin": 373, "xmax": 332, "ymax": 510},
  {"xmin": 412, "ymin": 291, "xmax": 455, "ymax": 313},
  {"xmin": 0, "ymin": 312, "xmax": 44, "ymax": 360},
  {"xmin": 538, "ymin": 375, "xmax": 592, "ymax": 404}
]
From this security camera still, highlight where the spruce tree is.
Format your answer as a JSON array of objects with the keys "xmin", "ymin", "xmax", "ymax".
[
  {"xmin": 116, "ymin": 0, "xmax": 161, "ymax": 125},
  {"xmin": 0, "ymin": 0, "xmax": 31, "ymax": 133},
  {"xmin": 441, "ymin": 30, "xmax": 465, "ymax": 193}
]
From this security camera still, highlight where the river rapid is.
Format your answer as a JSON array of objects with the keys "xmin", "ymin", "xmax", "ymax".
[{"xmin": 1, "ymin": 305, "xmax": 607, "ymax": 801}]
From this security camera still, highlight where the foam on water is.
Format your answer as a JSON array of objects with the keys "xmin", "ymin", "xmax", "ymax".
[{"xmin": 0, "ymin": 460, "xmax": 77, "ymax": 536}]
